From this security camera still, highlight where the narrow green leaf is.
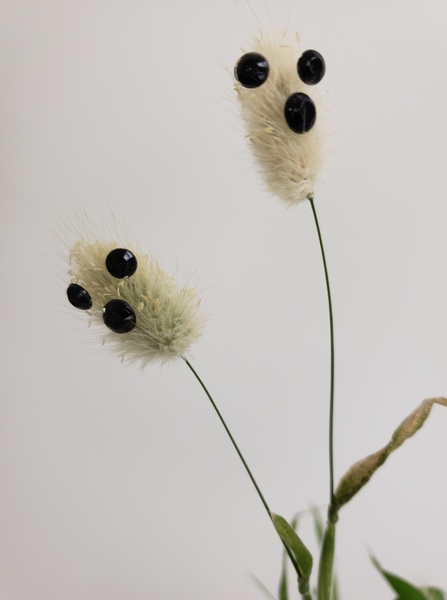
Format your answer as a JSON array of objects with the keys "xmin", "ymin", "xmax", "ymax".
[
  {"xmin": 249, "ymin": 574, "xmax": 278, "ymax": 600},
  {"xmin": 278, "ymin": 550, "xmax": 288, "ymax": 600},
  {"xmin": 331, "ymin": 573, "xmax": 341, "ymax": 600},
  {"xmin": 271, "ymin": 513, "xmax": 313, "ymax": 580},
  {"xmin": 317, "ymin": 522, "xmax": 336, "ymax": 600},
  {"xmin": 371, "ymin": 556, "xmax": 429, "ymax": 600},
  {"xmin": 331, "ymin": 397, "xmax": 447, "ymax": 517},
  {"xmin": 277, "ymin": 516, "xmax": 300, "ymax": 600},
  {"xmin": 311, "ymin": 507, "xmax": 324, "ymax": 546},
  {"xmin": 278, "ymin": 516, "xmax": 299, "ymax": 600}
]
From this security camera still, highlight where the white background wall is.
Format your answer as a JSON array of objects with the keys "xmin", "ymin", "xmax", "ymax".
[{"xmin": 1, "ymin": 1, "xmax": 447, "ymax": 598}]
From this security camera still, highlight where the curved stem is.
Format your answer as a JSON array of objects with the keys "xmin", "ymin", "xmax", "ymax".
[
  {"xmin": 308, "ymin": 197, "xmax": 335, "ymax": 505},
  {"xmin": 184, "ymin": 357, "xmax": 270, "ymax": 514},
  {"xmin": 183, "ymin": 357, "xmax": 301, "ymax": 578}
]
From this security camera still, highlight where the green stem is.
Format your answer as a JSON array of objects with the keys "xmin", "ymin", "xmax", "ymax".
[
  {"xmin": 317, "ymin": 522, "xmax": 336, "ymax": 600},
  {"xmin": 299, "ymin": 576, "xmax": 315, "ymax": 600},
  {"xmin": 183, "ymin": 357, "xmax": 301, "ymax": 578},
  {"xmin": 309, "ymin": 197, "xmax": 335, "ymax": 506}
]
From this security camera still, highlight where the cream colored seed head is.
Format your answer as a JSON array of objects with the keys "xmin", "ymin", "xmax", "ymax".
[
  {"xmin": 235, "ymin": 31, "xmax": 328, "ymax": 205},
  {"xmin": 67, "ymin": 236, "xmax": 205, "ymax": 368}
]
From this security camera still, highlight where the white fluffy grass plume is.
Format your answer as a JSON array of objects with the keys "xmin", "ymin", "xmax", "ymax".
[
  {"xmin": 64, "ymin": 219, "xmax": 205, "ymax": 368},
  {"xmin": 235, "ymin": 31, "xmax": 328, "ymax": 205}
]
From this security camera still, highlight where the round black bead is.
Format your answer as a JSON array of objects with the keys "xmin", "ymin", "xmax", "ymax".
[
  {"xmin": 234, "ymin": 52, "xmax": 269, "ymax": 88},
  {"xmin": 105, "ymin": 248, "xmax": 137, "ymax": 279},
  {"xmin": 297, "ymin": 49, "xmax": 326, "ymax": 85},
  {"xmin": 67, "ymin": 283, "xmax": 92, "ymax": 310},
  {"xmin": 103, "ymin": 299, "xmax": 136, "ymax": 334},
  {"xmin": 284, "ymin": 93, "xmax": 316, "ymax": 134}
]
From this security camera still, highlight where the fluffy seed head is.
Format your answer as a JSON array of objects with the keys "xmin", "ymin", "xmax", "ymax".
[
  {"xmin": 64, "ymin": 223, "xmax": 205, "ymax": 368},
  {"xmin": 234, "ymin": 31, "xmax": 328, "ymax": 205}
]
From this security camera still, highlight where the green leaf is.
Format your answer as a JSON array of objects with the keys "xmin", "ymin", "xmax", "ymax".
[
  {"xmin": 331, "ymin": 397, "xmax": 447, "ymax": 518},
  {"xmin": 311, "ymin": 506, "xmax": 324, "ymax": 547},
  {"xmin": 278, "ymin": 516, "xmax": 299, "ymax": 600},
  {"xmin": 249, "ymin": 574, "xmax": 278, "ymax": 600},
  {"xmin": 331, "ymin": 571, "xmax": 341, "ymax": 600},
  {"xmin": 421, "ymin": 588, "xmax": 447, "ymax": 600},
  {"xmin": 278, "ymin": 550, "xmax": 288, "ymax": 600},
  {"xmin": 271, "ymin": 513, "xmax": 313, "ymax": 580},
  {"xmin": 371, "ymin": 556, "xmax": 430, "ymax": 600}
]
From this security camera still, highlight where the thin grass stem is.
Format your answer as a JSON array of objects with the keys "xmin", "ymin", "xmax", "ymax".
[
  {"xmin": 308, "ymin": 197, "xmax": 335, "ymax": 505},
  {"xmin": 183, "ymin": 357, "xmax": 301, "ymax": 580}
]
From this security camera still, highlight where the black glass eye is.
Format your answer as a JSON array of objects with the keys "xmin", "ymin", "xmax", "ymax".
[
  {"xmin": 284, "ymin": 93, "xmax": 316, "ymax": 134},
  {"xmin": 234, "ymin": 52, "xmax": 269, "ymax": 88},
  {"xmin": 297, "ymin": 49, "xmax": 326, "ymax": 85},
  {"xmin": 103, "ymin": 299, "xmax": 136, "ymax": 334},
  {"xmin": 67, "ymin": 283, "xmax": 92, "ymax": 310},
  {"xmin": 105, "ymin": 248, "xmax": 137, "ymax": 279}
]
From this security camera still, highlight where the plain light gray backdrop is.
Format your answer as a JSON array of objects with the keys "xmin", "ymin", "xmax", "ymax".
[{"xmin": 1, "ymin": 1, "xmax": 447, "ymax": 598}]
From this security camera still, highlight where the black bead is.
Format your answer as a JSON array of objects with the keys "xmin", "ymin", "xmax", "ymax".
[
  {"xmin": 284, "ymin": 93, "xmax": 316, "ymax": 134},
  {"xmin": 103, "ymin": 299, "xmax": 136, "ymax": 334},
  {"xmin": 234, "ymin": 52, "xmax": 269, "ymax": 88},
  {"xmin": 105, "ymin": 248, "xmax": 138, "ymax": 279},
  {"xmin": 67, "ymin": 283, "xmax": 92, "ymax": 310},
  {"xmin": 297, "ymin": 49, "xmax": 326, "ymax": 85}
]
